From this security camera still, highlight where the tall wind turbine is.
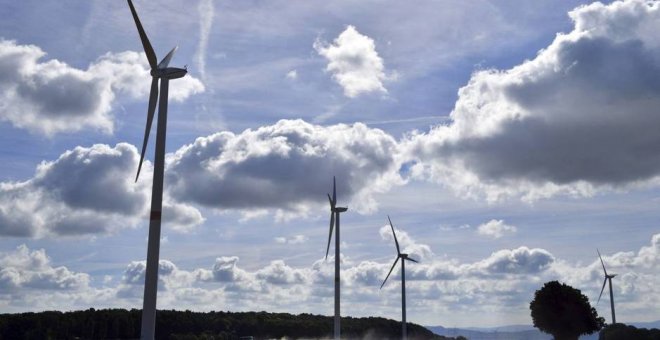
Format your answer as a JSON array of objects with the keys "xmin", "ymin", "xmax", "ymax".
[
  {"xmin": 126, "ymin": 1, "xmax": 187, "ymax": 339},
  {"xmin": 381, "ymin": 216, "xmax": 419, "ymax": 340},
  {"xmin": 325, "ymin": 176, "xmax": 347, "ymax": 340},
  {"xmin": 597, "ymin": 249, "xmax": 617, "ymax": 324}
]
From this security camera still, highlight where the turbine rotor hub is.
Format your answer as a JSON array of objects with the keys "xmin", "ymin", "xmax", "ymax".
[{"xmin": 150, "ymin": 67, "xmax": 187, "ymax": 79}]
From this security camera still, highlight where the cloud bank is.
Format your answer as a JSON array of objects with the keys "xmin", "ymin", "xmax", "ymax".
[{"xmin": 1, "ymin": 232, "xmax": 657, "ymax": 325}]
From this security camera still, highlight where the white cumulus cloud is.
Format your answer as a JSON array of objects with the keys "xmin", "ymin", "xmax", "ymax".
[
  {"xmin": 314, "ymin": 25, "xmax": 391, "ymax": 98},
  {"xmin": 477, "ymin": 219, "xmax": 517, "ymax": 239},
  {"xmin": 166, "ymin": 119, "xmax": 404, "ymax": 215},
  {"xmin": 0, "ymin": 245, "xmax": 89, "ymax": 291},
  {"xmin": 0, "ymin": 39, "xmax": 204, "ymax": 136}
]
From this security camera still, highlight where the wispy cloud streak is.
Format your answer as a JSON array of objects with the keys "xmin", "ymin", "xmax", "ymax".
[{"xmin": 195, "ymin": 0, "xmax": 215, "ymax": 80}]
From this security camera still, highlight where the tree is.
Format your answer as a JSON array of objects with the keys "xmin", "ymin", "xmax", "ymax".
[{"xmin": 530, "ymin": 280, "xmax": 605, "ymax": 340}]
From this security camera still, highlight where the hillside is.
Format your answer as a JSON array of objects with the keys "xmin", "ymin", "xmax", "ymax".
[
  {"xmin": 0, "ymin": 308, "xmax": 461, "ymax": 340},
  {"xmin": 428, "ymin": 322, "xmax": 660, "ymax": 340}
]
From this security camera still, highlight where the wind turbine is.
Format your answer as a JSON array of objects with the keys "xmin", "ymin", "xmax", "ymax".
[
  {"xmin": 381, "ymin": 216, "xmax": 419, "ymax": 340},
  {"xmin": 325, "ymin": 176, "xmax": 347, "ymax": 340},
  {"xmin": 597, "ymin": 249, "xmax": 617, "ymax": 324},
  {"xmin": 126, "ymin": 1, "xmax": 187, "ymax": 339}
]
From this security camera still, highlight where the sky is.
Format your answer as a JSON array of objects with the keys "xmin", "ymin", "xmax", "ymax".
[{"xmin": 0, "ymin": 0, "xmax": 659, "ymax": 329}]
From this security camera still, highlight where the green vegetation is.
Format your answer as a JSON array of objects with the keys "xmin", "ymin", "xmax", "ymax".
[
  {"xmin": 530, "ymin": 281, "xmax": 605, "ymax": 340},
  {"xmin": 0, "ymin": 308, "xmax": 458, "ymax": 340}
]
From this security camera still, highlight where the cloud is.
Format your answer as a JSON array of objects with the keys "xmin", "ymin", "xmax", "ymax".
[
  {"xmin": 477, "ymin": 219, "xmax": 517, "ymax": 239},
  {"xmin": 256, "ymin": 260, "xmax": 309, "ymax": 285},
  {"xmin": 285, "ymin": 70, "xmax": 298, "ymax": 80},
  {"xmin": 116, "ymin": 259, "xmax": 201, "ymax": 298},
  {"xmin": 0, "ymin": 245, "xmax": 89, "ymax": 291},
  {"xmin": 475, "ymin": 247, "xmax": 554, "ymax": 275},
  {"xmin": 379, "ymin": 223, "xmax": 434, "ymax": 261},
  {"xmin": 314, "ymin": 25, "xmax": 391, "ymax": 98},
  {"xmin": 207, "ymin": 256, "xmax": 251, "ymax": 283},
  {"xmin": 0, "ymin": 39, "xmax": 204, "ymax": 136},
  {"xmin": 406, "ymin": 0, "xmax": 660, "ymax": 201},
  {"xmin": 275, "ymin": 234, "xmax": 308, "ymax": 244},
  {"xmin": 1, "ymin": 233, "xmax": 658, "ymax": 325},
  {"xmin": 0, "ymin": 143, "xmax": 203, "ymax": 237},
  {"xmin": 166, "ymin": 119, "xmax": 404, "ymax": 214}
]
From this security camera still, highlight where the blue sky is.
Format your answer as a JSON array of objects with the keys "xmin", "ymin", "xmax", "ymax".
[{"xmin": 0, "ymin": 0, "xmax": 659, "ymax": 328}]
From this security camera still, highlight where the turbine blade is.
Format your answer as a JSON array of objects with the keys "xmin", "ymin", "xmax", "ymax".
[
  {"xmin": 325, "ymin": 212, "xmax": 335, "ymax": 259},
  {"xmin": 135, "ymin": 77, "xmax": 159, "ymax": 181},
  {"xmin": 388, "ymin": 215, "xmax": 401, "ymax": 255},
  {"xmin": 127, "ymin": 0, "xmax": 157, "ymax": 69},
  {"xmin": 332, "ymin": 176, "xmax": 337, "ymax": 205},
  {"xmin": 158, "ymin": 46, "xmax": 178, "ymax": 69},
  {"xmin": 597, "ymin": 249, "xmax": 608, "ymax": 276},
  {"xmin": 380, "ymin": 257, "xmax": 400, "ymax": 289},
  {"xmin": 406, "ymin": 257, "xmax": 419, "ymax": 263},
  {"xmin": 327, "ymin": 193, "xmax": 334, "ymax": 208},
  {"xmin": 597, "ymin": 277, "xmax": 607, "ymax": 304}
]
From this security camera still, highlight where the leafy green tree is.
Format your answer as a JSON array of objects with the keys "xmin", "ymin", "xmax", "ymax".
[{"xmin": 530, "ymin": 281, "xmax": 605, "ymax": 340}]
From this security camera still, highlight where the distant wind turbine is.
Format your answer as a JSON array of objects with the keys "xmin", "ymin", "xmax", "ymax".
[
  {"xmin": 597, "ymin": 249, "xmax": 617, "ymax": 324},
  {"xmin": 325, "ymin": 176, "xmax": 347, "ymax": 340},
  {"xmin": 126, "ymin": 1, "xmax": 188, "ymax": 339},
  {"xmin": 381, "ymin": 216, "xmax": 419, "ymax": 340}
]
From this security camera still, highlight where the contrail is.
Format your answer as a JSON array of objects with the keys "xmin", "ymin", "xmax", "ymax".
[{"xmin": 195, "ymin": 0, "xmax": 215, "ymax": 80}]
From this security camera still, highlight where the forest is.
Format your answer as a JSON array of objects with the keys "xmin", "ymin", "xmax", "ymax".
[{"xmin": 0, "ymin": 308, "xmax": 462, "ymax": 340}]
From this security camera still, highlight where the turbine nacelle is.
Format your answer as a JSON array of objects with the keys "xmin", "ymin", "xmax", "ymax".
[
  {"xmin": 325, "ymin": 176, "xmax": 348, "ymax": 260},
  {"xmin": 151, "ymin": 67, "xmax": 187, "ymax": 79}
]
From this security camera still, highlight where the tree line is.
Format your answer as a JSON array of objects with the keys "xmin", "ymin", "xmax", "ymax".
[{"xmin": 0, "ymin": 308, "xmax": 463, "ymax": 340}]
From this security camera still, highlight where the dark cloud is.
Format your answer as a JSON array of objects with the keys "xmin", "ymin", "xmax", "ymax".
[
  {"xmin": 0, "ymin": 143, "xmax": 202, "ymax": 237},
  {"xmin": 35, "ymin": 144, "xmax": 146, "ymax": 215},
  {"xmin": 408, "ymin": 0, "xmax": 660, "ymax": 199}
]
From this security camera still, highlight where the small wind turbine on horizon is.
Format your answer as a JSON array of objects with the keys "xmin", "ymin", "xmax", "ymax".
[
  {"xmin": 597, "ymin": 249, "xmax": 617, "ymax": 324},
  {"xmin": 381, "ymin": 216, "xmax": 419, "ymax": 340},
  {"xmin": 325, "ymin": 176, "xmax": 348, "ymax": 340},
  {"xmin": 126, "ymin": 1, "xmax": 188, "ymax": 339}
]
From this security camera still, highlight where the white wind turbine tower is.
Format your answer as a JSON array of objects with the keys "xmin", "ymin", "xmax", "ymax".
[
  {"xmin": 126, "ymin": 1, "xmax": 188, "ymax": 338},
  {"xmin": 597, "ymin": 249, "xmax": 617, "ymax": 324},
  {"xmin": 381, "ymin": 216, "xmax": 419, "ymax": 340},
  {"xmin": 325, "ymin": 176, "xmax": 348, "ymax": 340}
]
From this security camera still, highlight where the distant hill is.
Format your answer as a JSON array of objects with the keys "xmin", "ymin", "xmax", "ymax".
[
  {"xmin": 427, "ymin": 321, "xmax": 660, "ymax": 340},
  {"xmin": 0, "ymin": 308, "xmax": 460, "ymax": 339},
  {"xmin": 633, "ymin": 321, "xmax": 660, "ymax": 329},
  {"xmin": 427, "ymin": 325, "xmax": 550, "ymax": 340}
]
